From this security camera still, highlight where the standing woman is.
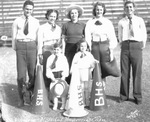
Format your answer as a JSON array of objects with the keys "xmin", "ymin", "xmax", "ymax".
[
  {"xmin": 62, "ymin": 4, "xmax": 85, "ymax": 84},
  {"xmin": 85, "ymin": 2, "xmax": 119, "ymax": 88},
  {"xmin": 38, "ymin": 9, "xmax": 61, "ymax": 90}
]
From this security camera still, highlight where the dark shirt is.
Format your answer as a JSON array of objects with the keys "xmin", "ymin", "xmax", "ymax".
[{"xmin": 62, "ymin": 21, "xmax": 85, "ymax": 43}]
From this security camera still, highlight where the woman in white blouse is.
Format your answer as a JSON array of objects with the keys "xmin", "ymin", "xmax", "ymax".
[
  {"xmin": 37, "ymin": 9, "xmax": 61, "ymax": 90},
  {"xmin": 85, "ymin": 2, "xmax": 119, "ymax": 88}
]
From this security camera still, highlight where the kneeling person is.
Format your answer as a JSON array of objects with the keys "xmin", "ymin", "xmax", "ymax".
[{"xmin": 46, "ymin": 43, "xmax": 69, "ymax": 110}]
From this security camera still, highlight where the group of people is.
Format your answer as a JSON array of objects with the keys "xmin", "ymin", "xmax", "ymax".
[{"xmin": 12, "ymin": 0, "xmax": 147, "ymax": 109}]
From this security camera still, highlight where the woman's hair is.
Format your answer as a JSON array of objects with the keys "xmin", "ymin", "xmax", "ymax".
[
  {"xmin": 67, "ymin": 9, "xmax": 82, "ymax": 19},
  {"xmin": 92, "ymin": 2, "xmax": 106, "ymax": 16},
  {"xmin": 45, "ymin": 9, "xmax": 59, "ymax": 20},
  {"xmin": 76, "ymin": 38, "xmax": 90, "ymax": 52},
  {"xmin": 23, "ymin": 0, "xmax": 34, "ymax": 9}
]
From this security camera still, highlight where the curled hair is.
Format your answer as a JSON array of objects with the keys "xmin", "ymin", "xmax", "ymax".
[
  {"xmin": 45, "ymin": 9, "xmax": 59, "ymax": 20},
  {"xmin": 92, "ymin": 2, "xmax": 106, "ymax": 16},
  {"xmin": 23, "ymin": 0, "xmax": 34, "ymax": 9},
  {"xmin": 67, "ymin": 9, "xmax": 82, "ymax": 19},
  {"xmin": 76, "ymin": 38, "xmax": 90, "ymax": 52}
]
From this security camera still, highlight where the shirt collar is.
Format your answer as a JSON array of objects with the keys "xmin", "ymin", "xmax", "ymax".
[
  {"xmin": 125, "ymin": 15, "xmax": 135, "ymax": 20},
  {"xmin": 69, "ymin": 20, "xmax": 81, "ymax": 24},
  {"xmin": 22, "ymin": 15, "xmax": 32, "ymax": 20}
]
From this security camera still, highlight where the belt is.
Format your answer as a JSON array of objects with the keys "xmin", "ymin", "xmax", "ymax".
[
  {"xmin": 17, "ymin": 39, "xmax": 35, "ymax": 42},
  {"xmin": 92, "ymin": 40, "xmax": 109, "ymax": 44},
  {"xmin": 42, "ymin": 45, "xmax": 54, "ymax": 53},
  {"xmin": 124, "ymin": 40, "xmax": 141, "ymax": 43},
  {"xmin": 43, "ymin": 39, "xmax": 59, "ymax": 46}
]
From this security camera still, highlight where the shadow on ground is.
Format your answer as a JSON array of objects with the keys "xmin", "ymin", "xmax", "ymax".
[{"xmin": 1, "ymin": 83, "xmax": 34, "ymax": 113}]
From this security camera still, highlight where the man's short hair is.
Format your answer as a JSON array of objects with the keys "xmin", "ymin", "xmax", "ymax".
[
  {"xmin": 124, "ymin": 1, "xmax": 135, "ymax": 8},
  {"xmin": 23, "ymin": 0, "xmax": 34, "ymax": 9},
  {"xmin": 53, "ymin": 43, "xmax": 62, "ymax": 49}
]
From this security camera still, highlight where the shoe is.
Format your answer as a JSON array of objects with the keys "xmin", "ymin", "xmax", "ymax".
[
  {"xmin": 60, "ymin": 107, "xmax": 65, "ymax": 110},
  {"xmin": 135, "ymin": 100, "xmax": 142, "ymax": 105},
  {"xmin": 18, "ymin": 100, "xmax": 24, "ymax": 107},
  {"xmin": 53, "ymin": 107, "xmax": 57, "ymax": 110},
  {"xmin": 118, "ymin": 98, "xmax": 128, "ymax": 103},
  {"xmin": 26, "ymin": 82, "xmax": 34, "ymax": 91},
  {"xmin": 84, "ymin": 105, "xmax": 89, "ymax": 109}
]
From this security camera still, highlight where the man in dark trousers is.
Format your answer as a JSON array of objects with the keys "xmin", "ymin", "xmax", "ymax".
[
  {"xmin": 118, "ymin": 1, "xmax": 147, "ymax": 104},
  {"xmin": 12, "ymin": 0, "xmax": 40, "ymax": 107}
]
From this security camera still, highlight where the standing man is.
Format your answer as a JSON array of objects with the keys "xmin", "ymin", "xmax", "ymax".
[
  {"xmin": 118, "ymin": 1, "xmax": 147, "ymax": 104},
  {"xmin": 12, "ymin": 0, "xmax": 40, "ymax": 107}
]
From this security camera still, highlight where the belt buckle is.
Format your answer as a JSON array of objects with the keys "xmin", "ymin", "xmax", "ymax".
[
  {"xmin": 18, "ymin": 39, "xmax": 23, "ymax": 42},
  {"xmin": 24, "ymin": 39, "xmax": 31, "ymax": 42}
]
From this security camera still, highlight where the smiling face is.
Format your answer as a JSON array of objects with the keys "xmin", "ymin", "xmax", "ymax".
[
  {"xmin": 70, "ymin": 9, "xmax": 79, "ymax": 21},
  {"xmin": 54, "ymin": 47, "xmax": 62, "ymax": 56},
  {"xmin": 124, "ymin": 2, "xmax": 135, "ymax": 17},
  {"xmin": 80, "ymin": 42, "xmax": 88, "ymax": 53},
  {"xmin": 47, "ymin": 12, "xmax": 57, "ymax": 24},
  {"xmin": 95, "ymin": 5, "xmax": 104, "ymax": 18},
  {"xmin": 23, "ymin": 5, "xmax": 33, "ymax": 18}
]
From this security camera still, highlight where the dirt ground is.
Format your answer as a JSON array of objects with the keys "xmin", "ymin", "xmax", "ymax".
[{"xmin": 1, "ymin": 46, "xmax": 150, "ymax": 122}]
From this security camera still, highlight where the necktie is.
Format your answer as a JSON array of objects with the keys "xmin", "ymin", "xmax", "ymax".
[
  {"xmin": 80, "ymin": 53, "xmax": 86, "ymax": 58},
  {"xmin": 51, "ymin": 56, "xmax": 58, "ymax": 69},
  {"xmin": 51, "ymin": 23, "xmax": 56, "ymax": 32},
  {"xmin": 128, "ymin": 17, "xmax": 134, "ymax": 37},
  {"xmin": 95, "ymin": 20, "xmax": 102, "ymax": 25},
  {"xmin": 24, "ymin": 18, "xmax": 28, "ymax": 35}
]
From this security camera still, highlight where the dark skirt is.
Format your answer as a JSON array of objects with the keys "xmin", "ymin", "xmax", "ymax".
[
  {"xmin": 65, "ymin": 43, "xmax": 78, "ymax": 67},
  {"xmin": 91, "ymin": 41, "xmax": 120, "ymax": 78},
  {"xmin": 65, "ymin": 43, "xmax": 78, "ymax": 84}
]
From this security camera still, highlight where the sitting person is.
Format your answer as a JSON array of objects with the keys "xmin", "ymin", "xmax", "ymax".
[
  {"xmin": 70, "ymin": 39, "xmax": 97, "ymax": 106},
  {"xmin": 46, "ymin": 43, "xmax": 69, "ymax": 110}
]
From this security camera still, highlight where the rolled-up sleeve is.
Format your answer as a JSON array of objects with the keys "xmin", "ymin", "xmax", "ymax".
[
  {"xmin": 12, "ymin": 19, "xmax": 18, "ymax": 50},
  {"xmin": 107, "ymin": 21, "xmax": 118, "ymax": 50},
  {"xmin": 85, "ymin": 20, "xmax": 92, "ymax": 50}
]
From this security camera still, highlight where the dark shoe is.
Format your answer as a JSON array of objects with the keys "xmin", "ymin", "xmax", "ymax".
[
  {"xmin": 26, "ymin": 82, "xmax": 34, "ymax": 91},
  {"xmin": 135, "ymin": 100, "xmax": 142, "ymax": 105},
  {"xmin": 18, "ymin": 100, "xmax": 24, "ymax": 107},
  {"xmin": 24, "ymin": 90, "xmax": 32, "ymax": 106}
]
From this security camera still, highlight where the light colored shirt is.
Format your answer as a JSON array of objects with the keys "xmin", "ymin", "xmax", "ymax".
[
  {"xmin": 37, "ymin": 22, "xmax": 61, "ymax": 55},
  {"xmin": 118, "ymin": 15, "xmax": 147, "ymax": 48},
  {"xmin": 46, "ymin": 54, "xmax": 69, "ymax": 80},
  {"xmin": 70, "ymin": 51, "xmax": 96, "ymax": 73},
  {"xmin": 85, "ymin": 17, "xmax": 118, "ymax": 50},
  {"xmin": 12, "ymin": 15, "xmax": 40, "ymax": 50}
]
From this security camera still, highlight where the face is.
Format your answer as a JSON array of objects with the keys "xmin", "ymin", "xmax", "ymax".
[
  {"xmin": 54, "ymin": 47, "xmax": 62, "ymax": 56},
  {"xmin": 70, "ymin": 9, "xmax": 79, "ymax": 21},
  {"xmin": 80, "ymin": 42, "xmax": 88, "ymax": 52},
  {"xmin": 23, "ymin": 5, "xmax": 33, "ymax": 18},
  {"xmin": 95, "ymin": 5, "xmax": 104, "ymax": 18},
  {"xmin": 125, "ymin": 3, "xmax": 135, "ymax": 17},
  {"xmin": 47, "ymin": 12, "xmax": 57, "ymax": 24}
]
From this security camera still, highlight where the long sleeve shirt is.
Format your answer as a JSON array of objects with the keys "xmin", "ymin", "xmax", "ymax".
[
  {"xmin": 37, "ymin": 22, "xmax": 61, "ymax": 55},
  {"xmin": 85, "ymin": 17, "xmax": 118, "ymax": 50},
  {"xmin": 46, "ymin": 54, "xmax": 69, "ymax": 80},
  {"xmin": 118, "ymin": 15, "xmax": 147, "ymax": 48},
  {"xmin": 12, "ymin": 15, "xmax": 40, "ymax": 50},
  {"xmin": 70, "ymin": 51, "xmax": 96, "ymax": 73}
]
